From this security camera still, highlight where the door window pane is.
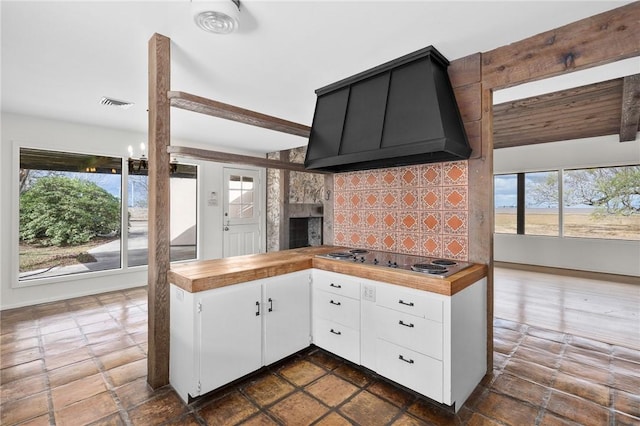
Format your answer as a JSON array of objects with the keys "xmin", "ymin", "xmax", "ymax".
[
  {"xmin": 228, "ymin": 175, "xmax": 255, "ymax": 219},
  {"xmin": 563, "ymin": 166, "xmax": 640, "ymax": 240},
  {"xmin": 494, "ymin": 174, "xmax": 517, "ymax": 234},
  {"xmin": 19, "ymin": 148, "xmax": 122, "ymax": 281},
  {"xmin": 525, "ymin": 171, "xmax": 559, "ymax": 236}
]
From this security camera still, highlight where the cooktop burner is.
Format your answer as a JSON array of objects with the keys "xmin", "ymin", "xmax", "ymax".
[
  {"xmin": 326, "ymin": 252, "xmax": 354, "ymax": 259},
  {"xmin": 317, "ymin": 248, "xmax": 473, "ymax": 278},
  {"xmin": 411, "ymin": 263, "xmax": 448, "ymax": 274},
  {"xmin": 349, "ymin": 249, "xmax": 369, "ymax": 255},
  {"xmin": 432, "ymin": 259, "xmax": 457, "ymax": 266}
]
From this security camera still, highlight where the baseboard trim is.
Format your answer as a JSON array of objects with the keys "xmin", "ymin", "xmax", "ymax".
[{"xmin": 494, "ymin": 261, "xmax": 639, "ymax": 285}]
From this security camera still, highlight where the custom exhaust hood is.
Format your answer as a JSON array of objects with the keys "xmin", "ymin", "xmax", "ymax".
[{"xmin": 304, "ymin": 46, "xmax": 471, "ymax": 173}]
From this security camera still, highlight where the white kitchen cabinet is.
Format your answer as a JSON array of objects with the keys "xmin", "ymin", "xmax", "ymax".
[
  {"xmin": 312, "ymin": 270, "xmax": 361, "ymax": 364},
  {"xmin": 171, "ymin": 265, "xmax": 485, "ymax": 411},
  {"xmin": 263, "ymin": 271, "xmax": 312, "ymax": 365},
  {"xmin": 170, "ymin": 270, "xmax": 311, "ymax": 403},
  {"xmin": 361, "ymin": 277, "xmax": 487, "ymax": 412},
  {"xmin": 199, "ymin": 281, "xmax": 263, "ymax": 396}
]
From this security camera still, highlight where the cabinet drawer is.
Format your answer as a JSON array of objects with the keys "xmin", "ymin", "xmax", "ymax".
[
  {"xmin": 376, "ymin": 284, "xmax": 442, "ymax": 322},
  {"xmin": 313, "ymin": 290, "xmax": 360, "ymax": 330},
  {"xmin": 376, "ymin": 339, "xmax": 443, "ymax": 403},
  {"xmin": 376, "ymin": 306, "xmax": 442, "ymax": 360},
  {"xmin": 313, "ymin": 270, "xmax": 361, "ymax": 300},
  {"xmin": 313, "ymin": 318, "xmax": 360, "ymax": 365}
]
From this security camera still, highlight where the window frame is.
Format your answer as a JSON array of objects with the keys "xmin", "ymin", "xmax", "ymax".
[
  {"xmin": 494, "ymin": 164, "xmax": 639, "ymax": 241},
  {"xmin": 12, "ymin": 142, "xmax": 200, "ymax": 289}
]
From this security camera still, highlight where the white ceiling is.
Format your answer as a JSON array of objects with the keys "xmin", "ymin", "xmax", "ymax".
[{"xmin": 1, "ymin": 1, "xmax": 633, "ymax": 155}]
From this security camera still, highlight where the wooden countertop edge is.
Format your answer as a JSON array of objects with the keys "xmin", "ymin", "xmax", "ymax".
[
  {"xmin": 312, "ymin": 259, "xmax": 487, "ymax": 296},
  {"xmin": 168, "ymin": 248, "xmax": 488, "ymax": 296}
]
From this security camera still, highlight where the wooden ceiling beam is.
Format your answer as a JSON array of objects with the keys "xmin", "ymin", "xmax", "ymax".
[
  {"xmin": 620, "ymin": 74, "xmax": 640, "ymax": 142},
  {"xmin": 167, "ymin": 146, "xmax": 328, "ymax": 174},
  {"xmin": 168, "ymin": 91, "xmax": 311, "ymax": 138},
  {"xmin": 482, "ymin": 2, "xmax": 640, "ymax": 90}
]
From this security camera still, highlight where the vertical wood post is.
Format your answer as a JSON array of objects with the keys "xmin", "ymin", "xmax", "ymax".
[
  {"xmin": 278, "ymin": 149, "xmax": 291, "ymax": 250},
  {"xmin": 450, "ymin": 53, "xmax": 493, "ymax": 373},
  {"xmin": 147, "ymin": 33, "xmax": 171, "ymax": 389}
]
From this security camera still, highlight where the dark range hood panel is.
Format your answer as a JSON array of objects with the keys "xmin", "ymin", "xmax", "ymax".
[{"xmin": 305, "ymin": 46, "xmax": 471, "ymax": 173}]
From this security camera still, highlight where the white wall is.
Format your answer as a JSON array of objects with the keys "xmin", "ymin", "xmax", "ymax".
[
  {"xmin": 494, "ymin": 134, "xmax": 640, "ymax": 277},
  {"xmin": 1, "ymin": 112, "xmax": 266, "ymax": 309}
]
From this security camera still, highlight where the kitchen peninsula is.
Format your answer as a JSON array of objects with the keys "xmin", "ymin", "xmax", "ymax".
[{"xmin": 168, "ymin": 246, "xmax": 487, "ymax": 412}]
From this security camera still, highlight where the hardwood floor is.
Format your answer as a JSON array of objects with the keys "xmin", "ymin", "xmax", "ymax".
[
  {"xmin": 1, "ymin": 268, "xmax": 639, "ymax": 425},
  {"xmin": 495, "ymin": 266, "xmax": 640, "ymax": 350}
]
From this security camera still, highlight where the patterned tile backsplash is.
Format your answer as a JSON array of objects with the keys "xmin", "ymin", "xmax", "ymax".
[{"xmin": 333, "ymin": 161, "xmax": 469, "ymax": 261}]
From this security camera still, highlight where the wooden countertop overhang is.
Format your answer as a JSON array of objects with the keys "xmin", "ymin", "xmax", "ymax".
[{"xmin": 168, "ymin": 246, "xmax": 488, "ymax": 296}]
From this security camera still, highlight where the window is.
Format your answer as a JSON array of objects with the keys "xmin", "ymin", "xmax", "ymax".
[
  {"xmin": 19, "ymin": 148, "xmax": 122, "ymax": 281},
  {"xmin": 494, "ymin": 174, "xmax": 518, "ymax": 234},
  {"xmin": 18, "ymin": 148, "xmax": 199, "ymax": 283},
  {"xmin": 524, "ymin": 171, "xmax": 559, "ymax": 236},
  {"xmin": 563, "ymin": 166, "xmax": 639, "ymax": 240},
  {"xmin": 127, "ymin": 164, "xmax": 198, "ymax": 267},
  {"xmin": 494, "ymin": 165, "xmax": 639, "ymax": 241}
]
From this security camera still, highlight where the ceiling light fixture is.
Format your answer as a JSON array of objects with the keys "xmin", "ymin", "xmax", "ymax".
[{"xmin": 194, "ymin": 0, "xmax": 240, "ymax": 35}]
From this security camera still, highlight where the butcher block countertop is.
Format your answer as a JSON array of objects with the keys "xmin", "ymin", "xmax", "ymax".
[{"xmin": 168, "ymin": 246, "xmax": 488, "ymax": 296}]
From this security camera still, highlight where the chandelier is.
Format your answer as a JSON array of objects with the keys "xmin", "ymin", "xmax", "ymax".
[{"xmin": 127, "ymin": 143, "xmax": 178, "ymax": 175}]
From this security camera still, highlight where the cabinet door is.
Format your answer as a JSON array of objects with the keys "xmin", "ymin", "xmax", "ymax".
[
  {"xmin": 264, "ymin": 271, "xmax": 311, "ymax": 365},
  {"xmin": 198, "ymin": 281, "xmax": 262, "ymax": 396}
]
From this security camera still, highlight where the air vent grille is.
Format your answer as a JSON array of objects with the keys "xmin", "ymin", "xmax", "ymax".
[{"xmin": 100, "ymin": 97, "xmax": 134, "ymax": 109}]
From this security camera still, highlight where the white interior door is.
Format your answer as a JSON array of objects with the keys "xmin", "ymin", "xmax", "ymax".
[{"xmin": 223, "ymin": 167, "xmax": 262, "ymax": 257}]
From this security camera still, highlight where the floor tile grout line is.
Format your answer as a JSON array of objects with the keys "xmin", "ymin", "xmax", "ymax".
[
  {"xmin": 4, "ymin": 285, "xmax": 640, "ymax": 426},
  {"xmin": 69, "ymin": 301, "xmax": 133, "ymax": 426},
  {"xmin": 532, "ymin": 332, "xmax": 569, "ymax": 426}
]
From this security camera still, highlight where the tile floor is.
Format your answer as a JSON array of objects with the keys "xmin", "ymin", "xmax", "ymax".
[{"xmin": 1, "ymin": 286, "xmax": 639, "ymax": 425}]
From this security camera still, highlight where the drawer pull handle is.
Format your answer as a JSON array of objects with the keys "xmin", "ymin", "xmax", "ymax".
[
  {"xmin": 398, "ymin": 299, "xmax": 414, "ymax": 307},
  {"xmin": 329, "ymin": 300, "xmax": 342, "ymax": 306},
  {"xmin": 330, "ymin": 329, "xmax": 342, "ymax": 335},
  {"xmin": 399, "ymin": 355, "xmax": 414, "ymax": 364},
  {"xmin": 399, "ymin": 320, "xmax": 414, "ymax": 328},
  {"xmin": 330, "ymin": 283, "xmax": 342, "ymax": 289}
]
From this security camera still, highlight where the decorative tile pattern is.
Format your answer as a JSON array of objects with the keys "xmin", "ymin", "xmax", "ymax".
[
  {"xmin": 334, "ymin": 229, "xmax": 347, "ymax": 246},
  {"xmin": 400, "ymin": 166, "xmax": 420, "ymax": 187},
  {"xmin": 420, "ymin": 211, "xmax": 442, "ymax": 234},
  {"xmin": 334, "ymin": 161, "xmax": 469, "ymax": 260},
  {"xmin": 442, "ymin": 235, "xmax": 468, "ymax": 260},
  {"xmin": 443, "ymin": 211, "xmax": 468, "ymax": 235},
  {"xmin": 420, "ymin": 163, "xmax": 442, "ymax": 186},
  {"xmin": 442, "ymin": 161, "xmax": 468, "ymax": 185},
  {"xmin": 398, "ymin": 212, "xmax": 419, "ymax": 232},
  {"xmin": 420, "ymin": 235, "xmax": 442, "ymax": 257}
]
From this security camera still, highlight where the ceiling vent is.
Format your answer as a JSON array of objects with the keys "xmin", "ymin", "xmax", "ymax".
[{"xmin": 100, "ymin": 96, "xmax": 134, "ymax": 110}]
